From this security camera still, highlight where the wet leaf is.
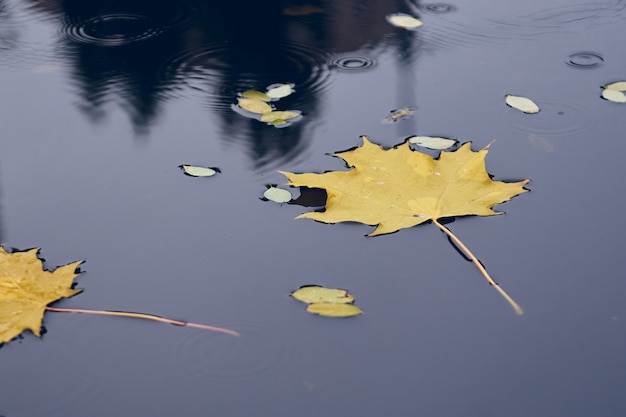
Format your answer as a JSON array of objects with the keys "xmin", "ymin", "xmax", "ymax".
[
  {"xmin": 266, "ymin": 83, "xmax": 295, "ymax": 99},
  {"xmin": 263, "ymin": 186, "xmax": 292, "ymax": 203},
  {"xmin": 179, "ymin": 165, "xmax": 220, "ymax": 177},
  {"xmin": 601, "ymin": 82, "xmax": 626, "ymax": 103},
  {"xmin": 382, "ymin": 107, "xmax": 415, "ymax": 124},
  {"xmin": 505, "ymin": 94, "xmax": 540, "ymax": 114},
  {"xmin": 291, "ymin": 285, "xmax": 355, "ymax": 304},
  {"xmin": 386, "ymin": 13, "xmax": 423, "ymax": 29},
  {"xmin": 237, "ymin": 98, "xmax": 273, "ymax": 114},
  {"xmin": 0, "ymin": 246, "xmax": 83, "ymax": 344},
  {"xmin": 261, "ymin": 110, "xmax": 302, "ymax": 123},
  {"xmin": 408, "ymin": 136, "xmax": 458, "ymax": 150},
  {"xmin": 306, "ymin": 302, "xmax": 362, "ymax": 317},
  {"xmin": 280, "ymin": 136, "xmax": 529, "ymax": 314},
  {"xmin": 601, "ymin": 89, "xmax": 626, "ymax": 103},
  {"xmin": 240, "ymin": 90, "xmax": 271, "ymax": 101},
  {"xmin": 604, "ymin": 81, "xmax": 626, "ymax": 91}
]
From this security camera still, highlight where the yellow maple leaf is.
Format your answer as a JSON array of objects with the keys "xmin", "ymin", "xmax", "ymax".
[
  {"xmin": 0, "ymin": 246, "xmax": 83, "ymax": 344},
  {"xmin": 280, "ymin": 136, "xmax": 530, "ymax": 314}
]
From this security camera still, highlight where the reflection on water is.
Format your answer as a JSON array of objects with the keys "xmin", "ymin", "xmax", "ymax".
[{"xmin": 18, "ymin": 0, "xmax": 415, "ymax": 168}]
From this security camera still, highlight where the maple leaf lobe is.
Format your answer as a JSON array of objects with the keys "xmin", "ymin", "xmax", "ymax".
[
  {"xmin": 0, "ymin": 246, "xmax": 83, "ymax": 344},
  {"xmin": 280, "ymin": 136, "xmax": 529, "ymax": 236}
]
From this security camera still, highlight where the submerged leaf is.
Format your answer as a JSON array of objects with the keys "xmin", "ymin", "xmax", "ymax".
[
  {"xmin": 282, "ymin": 5, "xmax": 324, "ymax": 16},
  {"xmin": 408, "ymin": 136, "xmax": 458, "ymax": 150},
  {"xmin": 291, "ymin": 285, "xmax": 355, "ymax": 304},
  {"xmin": 240, "ymin": 90, "xmax": 271, "ymax": 101},
  {"xmin": 179, "ymin": 165, "xmax": 220, "ymax": 177},
  {"xmin": 261, "ymin": 110, "xmax": 302, "ymax": 123},
  {"xmin": 306, "ymin": 303, "xmax": 362, "ymax": 317},
  {"xmin": 505, "ymin": 94, "xmax": 540, "ymax": 114},
  {"xmin": 237, "ymin": 98, "xmax": 273, "ymax": 114},
  {"xmin": 382, "ymin": 107, "xmax": 415, "ymax": 124},
  {"xmin": 263, "ymin": 186, "xmax": 292, "ymax": 203},
  {"xmin": 266, "ymin": 83, "xmax": 295, "ymax": 99},
  {"xmin": 0, "ymin": 246, "xmax": 82, "ymax": 344},
  {"xmin": 386, "ymin": 13, "xmax": 423, "ymax": 29}
]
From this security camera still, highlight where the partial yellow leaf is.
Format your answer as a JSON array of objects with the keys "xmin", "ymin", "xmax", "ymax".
[
  {"xmin": 237, "ymin": 98, "xmax": 273, "ymax": 114},
  {"xmin": 240, "ymin": 90, "xmax": 271, "ymax": 101},
  {"xmin": 0, "ymin": 246, "xmax": 83, "ymax": 344},
  {"xmin": 386, "ymin": 13, "xmax": 423, "ymax": 29},
  {"xmin": 604, "ymin": 81, "xmax": 626, "ymax": 91},
  {"xmin": 601, "ymin": 88, "xmax": 626, "ymax": 103},
  {"xmin": 261, "ymin": 111, "xmax": 302, "ymax": 123},
  {"xmin": 264, "ymin": 186, "xmax": 292, "ymax": 203},
  {"xmin": 291, "ymin": 285, "xmax": 355, "ymax": 304},
  {"xmin": 505, "ymin": 94, "xmax": 540, "ymax": 114},
  {"xmin": 266, "ymin": 83, "xmax": 295, "ymax": 99},
  {"xmin": 179, "ymin": 165, "xmax": 220, "ymax": 177},
  {"xmin": 306, "ymin": 302, "xmax": 362, "ymax": 317},
  {"xmin": 408, "ymin": 136, "xmax": 458, "ymax": 150}
]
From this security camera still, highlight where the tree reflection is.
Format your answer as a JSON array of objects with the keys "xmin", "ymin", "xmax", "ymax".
[{"xmin": 25, "ymin": 0, "xmax": 420, "ymax": 167}]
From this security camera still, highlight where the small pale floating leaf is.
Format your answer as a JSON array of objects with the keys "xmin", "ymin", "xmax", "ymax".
[
  {"xmin": 272, "ymin": 119, "xmax": 287, "ymax": 126},
  {"xmin": 264, "ymin": 187, "xmax": 292, "ymax": 203},
  {"xmin": 604, "ymin": 81, "xmax": 626, "ymax": 91},
  {"xmin": 386, "ymin": 13, "xmax": 423, "ymax": 29},
  {"xmin": 179, "ymin": 165, "xmax": 219, "ymax": 177},
  {"xmin": 240, "ymin": 90, "xmax": 271, "ymax": 101},
  {"xmin": 505, "ymin": 94, "xmax": 540, "ymax": 114},
  {"xmin": 291, "ymin": 285, "xmax": 355, "ymax": 304},
  {"xmin": 408, "ymin": 136, "xmax": 458, "ymax": 150},
  {"xmin": 601, "ymin": 88, "xmax": 626, "ymax": 103},
  {"xmin": 237, "ymin": 98, "xmax": 273, "ymax": 114},
  {"xmin": 266, "ymin": 83, "xmax": 295, "ymax": 99},
  {"xmin": 306, "ymin": 302, "xmax": 362, "ymax": 317},
  {"xmin": 261, "ymin": 110, "xmax": 302, "ymax": 123}
]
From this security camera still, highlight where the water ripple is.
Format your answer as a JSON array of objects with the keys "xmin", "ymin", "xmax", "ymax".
[{"xmin": 170, "ymin": 322, "xmax": 292, "ymax": 381}]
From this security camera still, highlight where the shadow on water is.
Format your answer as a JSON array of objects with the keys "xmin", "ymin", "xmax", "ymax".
[{"xmin": 23, "ymin": 0, "xmax": 421, "ymax": 168}]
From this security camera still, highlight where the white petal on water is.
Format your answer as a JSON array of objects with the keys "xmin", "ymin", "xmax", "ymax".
[
  {"xmin": 505, "ymin": 94, "xmax": 540, "ymax": 114},
  {"xmin": 266, "ymin": 83, "xmax": 295, "ymax": 99},
  {"xmin": 386, "ymin": 13, "xmax": 423, "ymax": 30},
  {"xmin": 264, "ymin": 187, "xmax": 292, "ymax": 203},
  {"xmin": 601, "ymin": 88, "xmax": 626, "ymax": 103},
  {"xmin": 604, "ymin": 81, "xmax": 626, "ymax": 91},
  {"xmin": 408, "ymin": 136, "xmax": 458, "ymax": 150},
  {"xmin": 179, "ymin": 165, "xmax": 218, "ymax": 177}
]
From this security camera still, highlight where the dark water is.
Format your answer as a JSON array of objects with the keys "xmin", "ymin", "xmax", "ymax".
[{"xmin": 1, "ymin": 0, "xmax": 625, "ymax": 416}]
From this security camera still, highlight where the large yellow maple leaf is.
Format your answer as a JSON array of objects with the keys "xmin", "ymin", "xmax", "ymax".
[
  {"xmin": 280, "ymin": 136, "xmax": 530, "ymax": 313},
  {"xmin": 0, "ymin": 246, "xmax": 82, "ymax": 344}
]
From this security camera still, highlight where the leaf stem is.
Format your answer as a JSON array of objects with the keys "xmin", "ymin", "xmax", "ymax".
[
  {"xmin": 431, "ymin": 219, "xmax": 524, "ymax": 315},
  {"xmin": 45, "ymin": 306, "xmax": 240, "ymax": 337}
]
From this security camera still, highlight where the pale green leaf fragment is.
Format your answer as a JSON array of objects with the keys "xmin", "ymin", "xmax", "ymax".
[
  {"xmin": 241, "ymin": 90, "xmax": 271, "ymax": 101},
  {"xmin": 261, "ymin": 110, "xmax": 302, "ymax": 123},
  {"xmin": 604, "ymin": 81, "xmax": 626, "ymax": 91},
  {"xmin": 266, "ymin": 83, "xmax": 295, "ymax": 99},
  {"xmin": 408, "ymin": 136, "xmax": 458, "ymax": 150},
  {"xmin": 505, "ymin": 94, "xmax": 540, "ymax": 114},
  {"xmin": 179, "ymin": 165, "xmax": 219, "ymax": 177},
  {"xmin": 264, "ymin": 187, "xmax": 292, "ymax": 203},
  {"xmin": 272, "ymin": 119, "xmax": 287, "ymax": 126},
  {"xmin": 306, "ymin": 302, "xmax": 362, "ymax": 317},
  {"xmin": 386, "ymin": 13, "xmax": 423, "ymax": 29},
  {"xmin": 238, "ymin": 98, "xmax": 273, "ymax": 114},
  {"xmin": 291, "ymin": 286, "xmax": 355, "ymax": 304},
  {"xmin": 601, "ymin": 88, "xmax": 626, "ymax": 103}
]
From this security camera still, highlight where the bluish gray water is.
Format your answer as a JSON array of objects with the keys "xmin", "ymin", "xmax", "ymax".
[{"xmin": 1, "ymin": 1, "xmax": 625, "ymax": 416}]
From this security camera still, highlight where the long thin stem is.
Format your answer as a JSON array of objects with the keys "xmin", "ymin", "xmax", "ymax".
[
  {"xmin": 45, "ymin": 306, "xmax": 240, "ymax": 337},
  {"xmin": 432, "ymin": 218, "xmax": 524, "ymax": 315}
]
